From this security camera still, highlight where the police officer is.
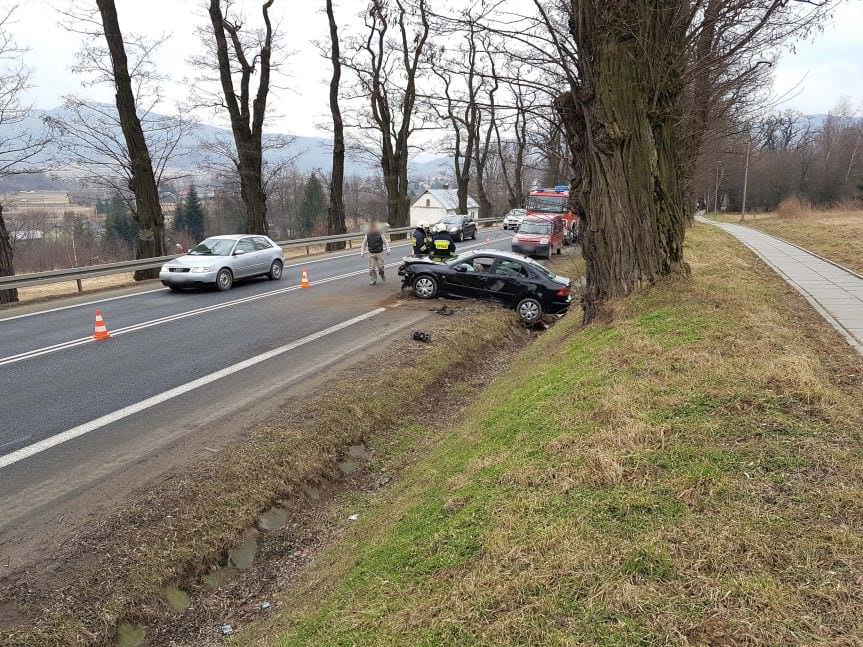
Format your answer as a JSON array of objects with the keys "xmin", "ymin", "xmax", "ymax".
[
  {"xmin": 430, "ymin": 223, "xmax": 456, "ymax": 260},
  {"xmin": 411, "ymin": 220, "xmax": 433, "ymax": 256}
]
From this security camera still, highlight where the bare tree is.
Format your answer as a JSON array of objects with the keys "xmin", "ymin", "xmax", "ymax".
[
  {"xmin": 344, "ymin": 0, "xmax": 431, "ymax": 228},
  {"xmin": 93, "ymin": 0, "xmax": 167, "ymax": 279},
  {"xmin": 45, "ymin": 98, "xmax": 194, "ymax": 219},
  {"xmin": 535, "ymin": 0, "xmax": 836, "ymax": 322},
  {"xmin": 203, "ymin": 0, "xmax": 277, "ymax": 235},
  {"xmin": 0, "ymin": 6, "xmax": 49, "ymax": 303},
  {"xmin": 326, "ymin": 0, "xmax": 347, "ymax": 250},
  {"xmin": 428, "ymin": 7, "xmax": 489, "ymax": 215},
  {"xmin": 494, "ymin": 77, "xmax": 529, "ymax": 210}
]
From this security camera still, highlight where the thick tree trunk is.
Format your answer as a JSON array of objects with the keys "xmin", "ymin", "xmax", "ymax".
[
  {"xmin": 558, "ymin": 2, "xmax": 688, "ymax": 323},
  {"xmin": 239, "ymin": 160, "xmax": 268, "ymax": 235},
  {"xmin": 0, "ymin": 204, "xmax": 18, "ymax": 304},
  {"xmin": 325, "ymin": 0, "xmax": 346, "ymax": 251},
  {"xmin": 96, "ymin": 0, "xmax": 166, "ymax": 280},
  {"xmin": 456, "ymin": 176, "xmax": 470, "ymax": 215}
]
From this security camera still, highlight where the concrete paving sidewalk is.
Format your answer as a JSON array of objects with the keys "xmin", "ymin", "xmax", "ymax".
[{"xmin": 698, "ymin": 216, "xmax": 863, "ymax": 357}]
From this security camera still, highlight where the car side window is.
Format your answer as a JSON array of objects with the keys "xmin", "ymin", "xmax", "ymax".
[
  {"xmin": 494, "ymin": 259, "xmax": 529, "ymax": 278},
  {"xmin": 236, "ymin": 239, "xmax": 255, "ymax": 253},
  {"xmin": 470, "ymin": 256, "xmax": 496, "ymax": 273},
  {"xmin": 253, "ymin": 237, "xmax": 272, "ymax": 250}
]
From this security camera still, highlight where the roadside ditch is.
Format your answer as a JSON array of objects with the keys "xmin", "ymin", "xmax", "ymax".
[{"xmin": 0, "ymin": 250, "xmax": 582, "ymax": 646}]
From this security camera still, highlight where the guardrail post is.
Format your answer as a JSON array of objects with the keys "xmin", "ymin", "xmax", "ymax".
[
  {"xmin": 76, "ymin": 279, "xmax": 83, "ymax": 293},
  {"xmin": 305, "ymin": 245, "xmax": 310, "ymax": 255}
]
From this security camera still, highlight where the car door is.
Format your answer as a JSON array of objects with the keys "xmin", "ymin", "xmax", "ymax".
[
  {"xmin": 252, "ymin": 236, "xmax": 276, "ymax": 273},
  {"xmin": 487, "ymin": 258, "xmax": 532, "ymax": 305},
  {"xmin": 231, "ymin": 238, "xmax": 257, "ymax": 277},
  {"xmin": 445, "ymin": 255, "xmax": 497, "ymax": 298},
  {"xmin": 464, "ymin": 216, "xmax": 476, "ymax": 238}
]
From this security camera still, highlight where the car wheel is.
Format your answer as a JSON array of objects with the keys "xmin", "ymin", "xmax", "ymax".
[
  {"xmin": 268, "ymin": 259, "xmax": 283, "ymax": 280},
  {"xmin": 471, "ymin": 229, "xmax": 477, "ymax": 240},
  {"xmin": 412, "ymin": 275, "xmax": 438, "ymax": 299},
  {"xmin": 456, "ymin": 232, "xmax": 463, "ymax": 242},
  {"xmin": 168, "ymin": 285, "xmax": 184, "ymax": 293},
  {"xmin": 216, "ymin": 268, "xmax": 233, "ymax": 291},
  {"xmin": 517, "ymin": 297, "xmax": 543, "ymax": 324}
]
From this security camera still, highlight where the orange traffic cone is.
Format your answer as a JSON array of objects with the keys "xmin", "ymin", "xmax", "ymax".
[
  {"xmin": 299, "ymin": 268, "xmax": 311, "ymax": 288},
  {"xmin": 93, "ymin": 309, "xmax": 111, "ymax": 341}
]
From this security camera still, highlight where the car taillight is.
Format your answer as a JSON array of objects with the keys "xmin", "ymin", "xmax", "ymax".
[{"xmin": 555, "ymin": 287, "xmax": 571, "ymax": 298}]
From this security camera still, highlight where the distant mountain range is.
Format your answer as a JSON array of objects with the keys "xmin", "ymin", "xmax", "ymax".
[{"xmin": 0, "ymin": 105, "xmax": 451, "ymax": 191}]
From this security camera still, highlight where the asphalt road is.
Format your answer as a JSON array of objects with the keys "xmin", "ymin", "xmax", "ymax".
[{"xmin": 0, "ymin": 230, "xmax": 513, "ymax": 501}]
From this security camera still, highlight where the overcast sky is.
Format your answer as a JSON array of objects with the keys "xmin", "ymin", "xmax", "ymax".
[{"xmin": 12, "ymin": 0, "xmax": 863, "ymax": 138}]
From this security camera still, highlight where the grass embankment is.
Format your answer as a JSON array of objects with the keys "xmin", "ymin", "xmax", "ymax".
[
  {"xmin": 243, "ymin": 224, "xmax": 863, "ymax": 646},
  {"xmin": 2, "ymin": 307, "xmax": 525, "ymax": 647}
]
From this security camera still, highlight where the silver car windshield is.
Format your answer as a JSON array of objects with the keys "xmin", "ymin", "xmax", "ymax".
[{"xmin": 189, "ymin": 239, "xmax": 235, "ymax": 256}]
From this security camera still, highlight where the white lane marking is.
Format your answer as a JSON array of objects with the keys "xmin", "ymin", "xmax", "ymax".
[
  {"xmin": 0, "ymin": 231, "xmax": 488, "ymax": 324},
  {"xmin": 0, "ymin": 308, "xmax": 387, "ymax": 470},
  {"xmin": 0, "ymin": 233, "xmax": 511, "ymax": 368}
]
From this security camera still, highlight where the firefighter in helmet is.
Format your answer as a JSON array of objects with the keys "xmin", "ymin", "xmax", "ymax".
[{"xmin": 430, "ymin": 222, "xmax": 456, "ymax": 260}]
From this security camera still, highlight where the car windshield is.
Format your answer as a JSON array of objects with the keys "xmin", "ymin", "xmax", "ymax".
[
  {"xmin": 189, "ymin": 238, "xmax": 236, "ymax": 256},
  {"xmin": 444, "ymin": 252, "xmax": 477, "ymax": 266},
  {"xmin": 526, "ymin": 195, "xmax": 568, "ymax": 213},
  {"xmin": 441, "ymin": 216, "xmax": 462, "ymax": 224},
  {"xmin": 518, "ymin": 220, "xmax": 552, "ymax": 235}
]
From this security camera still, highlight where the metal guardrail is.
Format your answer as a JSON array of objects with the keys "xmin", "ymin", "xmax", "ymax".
[{"xmin": 0, "ymin": 218, "xmax": 503, "ymax": 292}]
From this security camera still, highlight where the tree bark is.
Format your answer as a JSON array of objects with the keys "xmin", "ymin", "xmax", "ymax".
[
  {"xmin": 558, "ymin": 2, "xmax": 688, "ymax": 323},
  {"xmin": 208, "ymin": 0, "xmax": 274, "ymax": 235},
  {"xmin": 96, "ymin": 0, "xmax": 166, "ymax": 280},
  {"xmin": 325, "ymin": 0, "xmax": 347, "ymax": 250},
  {"xmin": 0, "ymin": 203, "xmax": 18, "ymax": 304}
]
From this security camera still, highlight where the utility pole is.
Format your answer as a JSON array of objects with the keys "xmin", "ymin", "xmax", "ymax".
[
  {"xmin": 740, "ymin": 137, "xmax": 751, "ymax": 222},
  {"xmin": 713, "ymin": 162, "xmax": 723, "ymax": 213}
]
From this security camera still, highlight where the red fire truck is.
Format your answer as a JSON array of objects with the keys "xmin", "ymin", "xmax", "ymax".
[{"xmin": 525, "ymin": 185, "xmax": 581, "ymax": 243}]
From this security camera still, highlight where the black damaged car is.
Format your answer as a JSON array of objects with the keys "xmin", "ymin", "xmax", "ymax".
[{"xmin": 398, "ymin": 250, "xmax": 572, "ymax": 323}]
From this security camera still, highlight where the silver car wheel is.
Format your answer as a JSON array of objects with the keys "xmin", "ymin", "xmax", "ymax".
[
  {"xmin": 518, "ymin": 298, "xmax": 541, "ymax": 323},
  {"xmin": 269, "ymin": 260, "xmax": 283, "ymax": 280},
  {"xmin": 217, "ymin": 268, "xmax": 233, "ymax": 291},
  {"xmin": 413, "ymin": 276, "xmax": 436, "ymax": 299}
]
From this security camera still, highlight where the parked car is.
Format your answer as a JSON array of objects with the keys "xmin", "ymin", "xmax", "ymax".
[
  {"xmin": 437, "ymin": 214, "xmax": 477, "ymax": 241},
  {"xmin": 398, "ymin": 249, "xmax": 572, "ymax": 324},
  {"xmin": 502, "ymin": 208, "xmax": 526, "ymax": 230},
  {"xmin": 159, "ymin": 234, "xmax": 284, "ymax": 292},
  {"xmin": 511, "ymin": 215, "xmax": 565, "ymax": 259}
]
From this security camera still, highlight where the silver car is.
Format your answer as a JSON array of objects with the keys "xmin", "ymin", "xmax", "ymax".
[
  {"xmin": 502, "ymin": 208, "xmax": 526, "ymax": 230},
  {"xmin": 159, "ymin": 234, "xmax": 284, "ymax": 292}
]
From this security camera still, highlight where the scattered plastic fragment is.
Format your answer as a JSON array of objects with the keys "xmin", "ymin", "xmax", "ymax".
[
  {"xmin": 412, "ymin": 330, "xmax": 432, "ymax": 343},
  {"xmin": 433, "ymin": 305, "xmax": 455, "ymax": 316},
  {"xmin": 260, "ymin": 601, "xmax": 272, "ymax": 611},
  {"xmin": 220, "ymin": 624, "xmax": 234, "ymax": 636},
  {"xmin": 348, "ymin": 513, "xmax": 359, "ymax": 521}
]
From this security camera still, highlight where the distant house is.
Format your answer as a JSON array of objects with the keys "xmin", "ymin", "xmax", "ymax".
[
  {"xmin": 9, "ymin": 190, "xmax": 70, "ymax": 207},
  {"xmin": 410, "ymin": 188, "xmax": 479, "ymax": 226}
]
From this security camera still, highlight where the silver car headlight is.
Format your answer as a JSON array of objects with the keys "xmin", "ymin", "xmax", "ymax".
[
  {"xmin": 160, "ymin": 264, "xmax": 170, "ymax": 272},
  {"xmin": 190, "ymin": 266, "xmax": 212, "ymax": 273}
]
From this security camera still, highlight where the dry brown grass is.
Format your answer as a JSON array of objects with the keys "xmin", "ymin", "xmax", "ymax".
[
  {"xmin": 239, "ymin": 224, "xmax": 863, "ymax": 647},
  {"xmin": 748, "ymin": 205, "xmax": 863, "ymax": 275}
]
